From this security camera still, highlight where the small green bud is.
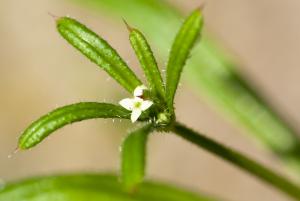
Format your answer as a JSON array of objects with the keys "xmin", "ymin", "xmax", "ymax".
[{"xmin": 156, "ymin": 112, "xmax": 172, "ymax": 127}]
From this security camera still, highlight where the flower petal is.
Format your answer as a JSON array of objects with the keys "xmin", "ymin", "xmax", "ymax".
[
  {"xmin": 119, "ymin": 98, "xmax": 134, "ymax": 111},
  {"xmin": 131, "ymin": 109, "xmax": 142, "ymax": 122},
  {"xmin": 134, "ymin": 85, "xmax": 147, "ymax": 97},
  {"xmin": 133, "ymin": 96, "xmax": 144, "ymax": 104},
  {"xmin": 141, "ymin": 100, "xmax": 153, "ymax": 111}
]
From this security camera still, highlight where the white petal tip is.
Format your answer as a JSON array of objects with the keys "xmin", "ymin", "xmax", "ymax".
[
  {"xmin": 119, "ymin": 98, "xmax": 134, "ymax": 111},
  {"xmin": 141, "ymin": 100, "xmax": 153, "ymax": 111},
  {"xmin": 134, "ymin": 85, "xmax": 147, "ymax": 97},
  {"xmin": 131, "ymin": 109, "xmax": 142, "ymax": 123}
]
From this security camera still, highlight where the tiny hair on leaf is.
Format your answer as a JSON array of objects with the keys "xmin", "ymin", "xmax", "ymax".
[
  {"xmin": 166, "ymin": 9, "xmax": 204, "ymax": 113},
  {"xmin": 128, "ymin": 25, "xmax": 166, "ymax": 102},
  {"xmin": 56, "ymin": 17, "xmax": 142, "ymax": 93},
  {"xmin": 18, "ymin": 102, "xmax": 131, "ymax": 149},
  {"xmin": 120, "ymin": 124, "xmax": 152, "ymax": 192}
]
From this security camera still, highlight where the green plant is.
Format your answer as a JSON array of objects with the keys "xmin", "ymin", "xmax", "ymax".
[
  {"xmin": 71, "ymin": 0, "xmax": 300, "ymax": 177},
  {"xmin": 2, "ymin": 8, "xmax": 300, "ymax": 201}
]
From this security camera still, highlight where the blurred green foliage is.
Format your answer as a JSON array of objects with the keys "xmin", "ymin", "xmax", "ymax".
[{"xmin": 0, "ymin": 174, "xmax": 218, "ymax": 201}]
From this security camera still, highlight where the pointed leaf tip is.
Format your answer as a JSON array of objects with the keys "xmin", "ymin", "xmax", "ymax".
[
  {"xmin": 197, "ymin": 3, "xmax": 206, "ymax": 12},
  {"xmin": 123, "ymin": 18, "xmax": 134, "ymax": 32},
  {"xmin": 165, "ymin": 9, "xmax": 204, "ymax": 113},
  {"xmin": 48, "ymin": 12, "xmax": 59, "ymax": 20}
]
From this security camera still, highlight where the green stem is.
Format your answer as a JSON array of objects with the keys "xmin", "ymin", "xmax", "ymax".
[{"xmin": 172, "ymin": 122, "xmax": 300, "ymax": 200}]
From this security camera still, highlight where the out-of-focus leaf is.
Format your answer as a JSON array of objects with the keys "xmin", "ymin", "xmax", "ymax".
[
  {"xmin": 187, "ymin": 38, "xmax": 300, "ymax": 173},
  {"xmin": 57, "ymin": 17, "xmax": 142, "ymax": 93},
  {"xmin": 0, "ymin": 174, "xmax": 219, "ymax": 201},
  {"xmin": 121, "ymin": 124, "xmax": 152, "ymax": 192},
  {"xmin": 166, "ymin": 9, "xmax": 203, "ymax": 113},
  {"xmin": 128, "ymin": 27, "xmax": 165, "ymax": 102},
  {"xmin": 70, "ymin": 0, "xmax": 300, "ymax": 176},
  {"xmin": 18, "ymin": 102, "xmax": 131, "ymax": 149}
]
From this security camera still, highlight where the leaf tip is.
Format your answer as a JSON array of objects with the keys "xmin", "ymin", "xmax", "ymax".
[
  {"xmin": 14, "ymin": 147, "xmax": 21, "ymax": 154},
  {"xmin": 122, "ymin": 18, "xmax": 134, "ymax": 32},
  {"xmin": 17, "ymin": 142, "xmax": 27, "ymax": 151},
  {"xmin": 48, "ymin": 12, "xmax": 60, "ymax": 21},
  {"xmin": 197, "ymin": 2, "xmax": 206, "ymax": 11},
  {"xmin": 7, "ymin": 146, "xmax": 22, "ymax": 159}
]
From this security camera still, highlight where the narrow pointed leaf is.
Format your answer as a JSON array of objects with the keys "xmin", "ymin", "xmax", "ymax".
[
  {"xmin": 128, "ymin": 27, "xmax": 165, "ymax": 101},
  {"xmin": 166, "ymin": 9, "xmax": 204, "ymax": 113},
  {"xmin": 18, "ymin": 102, "xmax": 131, "ymax": 150},
  {"xmin": 57, "ymin": 17, "xmax": 142, "ymax": 93},
  {"xmin": 0, "ymin": 174, "xmax": 218, "ymax": 201},
  {"xmin": 121, "ymin": 124, "xmax": 152, "ymax": 192}
]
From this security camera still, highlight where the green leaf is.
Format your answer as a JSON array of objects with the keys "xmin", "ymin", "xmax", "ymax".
[
  {"xmin": 18, "ymin": 102, "xmax": 131, "ymax": 150},
  {"xmin": 165, "ymin": 9, "xmax": 204, "ymax": 113},
  {"xmin": 128, "ymin": 26, "xmax": 165, "ymax": 101},
  {"xmin": 56, "ymin": 17, "xmax": 142, "ymax": 93},
  {"xmin": 121, "ymin": 124, "xmax": 152, "ymax": 192},
  {"xmin": 0, "ymin": 174, "xmax": 218, "ymax": 201},
  {"xmin": 187, "ymin": 37, "xmax": 300, "ymax": 169}
]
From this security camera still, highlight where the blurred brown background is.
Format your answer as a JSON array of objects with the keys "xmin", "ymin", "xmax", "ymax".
[{"xmin": 1, "ymin": 0, "xmax": 300, "ymax": 200}]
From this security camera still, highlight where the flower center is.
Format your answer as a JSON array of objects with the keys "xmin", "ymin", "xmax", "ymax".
[{"xmin": 133, "ymin": 101, "xmax": 142, "ymax": 109}]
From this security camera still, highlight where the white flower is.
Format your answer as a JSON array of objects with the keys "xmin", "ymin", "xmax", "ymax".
[{"xmin": 119, "ymin": 85, "xmax": 153, "ymax": 122}]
